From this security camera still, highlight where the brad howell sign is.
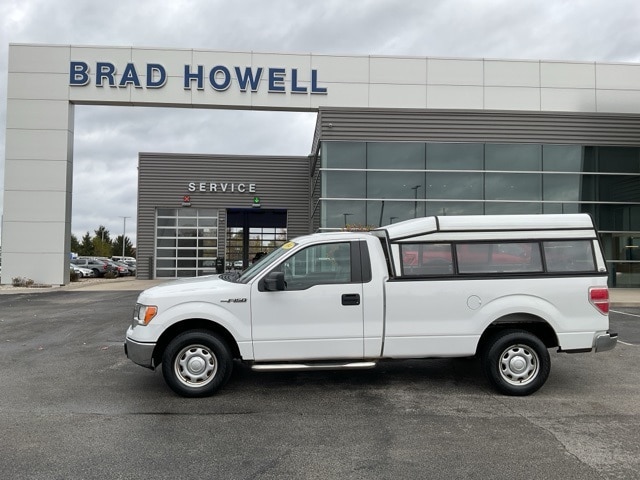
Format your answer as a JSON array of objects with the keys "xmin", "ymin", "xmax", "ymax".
[{"xmin": 69, "ymin": 61, "xmax": 328, "ymax": 94}]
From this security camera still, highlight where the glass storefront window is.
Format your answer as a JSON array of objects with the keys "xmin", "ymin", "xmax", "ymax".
[
  {"xmin": 427, "ymin": 143, "xmax": 483, "ymax": 170},
  {"xmin": 316, "ymin": 141, "xmax": 640, "ymax": 286},
  {"xmin": 598, "ymin": 147, "xmax": 640, "ymax": 173},
  {"xmin": 426, "ymin": 172, "xmax": 483, "ymax": 200},
  {"xmin": 485, "ymin": 203, "xmax": 542, "ymax": 215},
  {"xmin": 542, "ymin": 203, "xmax": 580, "ymax": 214},
  {"xmin": 322, "ymin": 171, "xmax": 365, "ymax": 198},
  {"xmin": 485, "ymin": 144, "xmax": 541, "ymax": 171},
  {"xmin": 542, "ymin": 174, "xmax": 581, "ymax": 201},
  {"xmin": 367, "ymin": 142, "xmax": 425, "ymax": 169},
  {"xmin": 485, "ymin": 173, "xmax": 542, "ymax": 201},
  {"xmin": 367, "ymin": 171, "xmax": 426, "ymax": 200},
  {"xmin": 367, "ymin": 200, "xmax": 423, "ymax": 226},
  {"xmin": 542, "ymin": 145, "xmax": 582, "ymax": 172},
  {"xmin": 321, "ymin": 142, "xmax": 366, "ymax": 168},
  {"xmin": 322, "ymin": 200, "xmax": 367, "ymax": 228},
  {"xmin": 425, "ymin": 202, "xmax": 483, "ymax": 216}
]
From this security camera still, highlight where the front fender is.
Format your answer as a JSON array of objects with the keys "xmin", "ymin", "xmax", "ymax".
[
  {"xmin": 158, "ymin": 300, "xmax": 251, "ymax": 342},
  {"xmin": 128, "ymin": 300, "xmax": 251, "ymax": 345}
]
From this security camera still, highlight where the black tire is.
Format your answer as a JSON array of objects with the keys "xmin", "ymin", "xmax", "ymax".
[
  {"xmin": 482, "ymin": 329, "xmax": 550, "ymax": 396},
  {"xmin": 92, "ymin": 268, "xmax": 101, "ymax": 277},
  {"xmin": 162, "ymin": 330, "xmax": 233, "ymax": 397}
]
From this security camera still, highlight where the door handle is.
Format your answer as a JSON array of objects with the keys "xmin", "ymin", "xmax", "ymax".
[{"xmin": 341, "ymin": 293, "xmax": 360, "ymax": 306}]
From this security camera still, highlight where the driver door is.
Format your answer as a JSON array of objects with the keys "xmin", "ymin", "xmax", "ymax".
[{"xmin": 250, "ymin": 241, "xmax": 364, "ymax": 361}]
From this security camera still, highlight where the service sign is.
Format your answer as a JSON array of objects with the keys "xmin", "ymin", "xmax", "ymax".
[
  {"xmin": 187, "ymin": 182, "xmax": 257, "ymax": 194},
  {"xmin": 69, "ymin": 61, "xmax": 328, "ymax": 94}
]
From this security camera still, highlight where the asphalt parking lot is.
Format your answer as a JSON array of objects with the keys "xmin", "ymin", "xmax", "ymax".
[{"xmin": 0, "ymin": 286, "xmax": 639, "ymax": 480}]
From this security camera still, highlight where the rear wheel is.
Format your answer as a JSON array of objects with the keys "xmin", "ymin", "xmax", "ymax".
[
  {"xmin": 162, "ymin": 330, "xmax": 233, "ymax": 397},
  {"xmin": 482, "ymin": 330, "xmax": 550, "ymax": 396}
]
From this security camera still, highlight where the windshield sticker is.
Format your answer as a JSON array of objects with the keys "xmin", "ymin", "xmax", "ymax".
[{"xmin": 282, "ymin": 242, "xmax": 296, "ymax": 250}]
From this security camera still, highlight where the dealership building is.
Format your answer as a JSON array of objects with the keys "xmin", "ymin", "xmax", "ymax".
[{"xmin": 3, "ymin": 44, "xmax": 640, "ymax": 285}]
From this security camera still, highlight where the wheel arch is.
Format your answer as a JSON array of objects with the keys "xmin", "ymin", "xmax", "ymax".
[
  {"xmin": 476, "ymin": 313, "xmax": 559, "ymax": 355},
  {"xmin": 153, "ymin": 319, "xmax": 242, "ymax": 367}
]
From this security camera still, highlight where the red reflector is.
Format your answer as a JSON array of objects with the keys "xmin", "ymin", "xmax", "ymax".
[{"xmin": 589, "ymin": 287, "xmax": 609, "ymax": 314}]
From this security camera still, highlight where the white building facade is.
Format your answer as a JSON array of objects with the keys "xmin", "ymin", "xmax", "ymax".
[{"xmin": 3, "ymin": 43, "xmax": 640, "ymax": 285}]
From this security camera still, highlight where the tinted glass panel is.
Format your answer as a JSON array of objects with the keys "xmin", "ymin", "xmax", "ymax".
[
  {"xmin": 485, "ymin": 173, "xmax": 541, "ymax": 200},
  {"xmin": 157, "ymin": 228, "xmax": 176, "ymax": 237},
  {"xmin": 597, "ymin": 175, "xmax": 640, "ymax": 202},
  {"xmin": 178, "ymin": 217, "xmax": 197, "ymax": 227},
  {"xmin": 322, "ymin": 200, "xmax": 367, "ymax": 229},
  {"xmin": 157, "ymin": 209, "xmax": 176, "ymax": 216},
  {"xmin": 598, "ymin": 147, "xmax": 640, "ymax": 173},
  {"xmin": 322, "ymin": 142, "xmax": 366, "ymax": 168},
  {"xmin": 544, "ymin": 240, "xmax": 596, "ymax": 272},
  {"xmin": 322, "ymin": 171, "xmax": 365, "ymax": 198},
  {"xmin": 457, "ymin": 242, "xmax": 543, "ymax": 273},
  {"xmin": 426, "ymin": 172, "xmax": 483, "ymax": 199},
  {"xmin": 157, "ymin": 217, "xmax": 176, "ymax": 227},
  {"xmin": 485, "ymin": 144, "xmax": 541, "ymax": 171},
  {"xmin": 367, "ymin": 142, "xmax": 425, "ymax": 169},
  {"xmin": 367, "ymin": 200, "xmax": 422, "ymax": 227},
  {"xmin": 425, "ymin": 201, "xmax": 483, "ymax": 216},
  {"xmin": 400, "ymin": 243, "xmax": 454, "ymax": 276},
  {"xmin": 542, "ymin": 145, "xmax": 583, "ymax": 172},
  {"xmin": 543, "ymin": 174, "xmax": 581, "ymax": 201},
  {"xmin": 484, "ymin": 202, "xmax": 542, "ymax": 214},
  {"xmin": 427, "ymin": 143, "xmax": 483, "ymax": 170},
  {"xmin": 156, "ymin": 238, "xmax": 175, "ymax": 248},
  {"xmin": 367, "ymin": 171, "xmax": 426, "ymax": 199},
  {"xmin": 542, "ymin": 203, "xmax": 580, "ymax": 214}
]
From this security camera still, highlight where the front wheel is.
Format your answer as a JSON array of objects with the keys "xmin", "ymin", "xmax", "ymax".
[
  {"xmin": 482, "ymin": 330, "xmax": 550, "ymax": 396},
  {"xmin": 162, "ymin": 330, "xmax": 233, "ymax": 397}
]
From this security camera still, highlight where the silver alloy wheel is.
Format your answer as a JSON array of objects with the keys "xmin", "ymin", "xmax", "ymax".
[
  {"xmin": 174, "ymin": 344, "xmax": 218, "ymax": 388},
  {"xmin": 499, "ymin": 344, "xmax": 540, "ymax": 386}
]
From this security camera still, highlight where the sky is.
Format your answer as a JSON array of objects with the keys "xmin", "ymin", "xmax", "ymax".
[{"xmin": 1, "ymin": 0, "xmax": 640, "ymax": 247}]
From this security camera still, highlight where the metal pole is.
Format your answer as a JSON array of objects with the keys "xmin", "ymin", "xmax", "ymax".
[
  {"xmin": 411, "ymin": 185, "xmax": 421, "ymax": 218},
  {"xmin": 120, "ymin": 216, "xmax": 130, "ymax": 258}
]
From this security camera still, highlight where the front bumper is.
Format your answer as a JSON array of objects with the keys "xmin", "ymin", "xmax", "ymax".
[
  {"xmin": 124, "ymin": 337, "xmax": 156, "ymax": 369},
  {"xmin": 595, "ymin": 332, "xmax": 618, "ymax": 353}
]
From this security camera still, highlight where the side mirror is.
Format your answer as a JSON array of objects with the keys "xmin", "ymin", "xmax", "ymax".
[{"xmin": 264, "ymin": 271, "xmax": 285, "ymax": 291}]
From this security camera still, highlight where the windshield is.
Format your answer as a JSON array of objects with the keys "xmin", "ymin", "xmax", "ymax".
[{"xmin": 236, "ymin": 242, "xmax": 296, "ymax": 283}]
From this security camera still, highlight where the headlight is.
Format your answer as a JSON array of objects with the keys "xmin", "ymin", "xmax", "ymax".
[{"xmin": 134, "ymin": 303, "xmax": 158, "ymax": 325}]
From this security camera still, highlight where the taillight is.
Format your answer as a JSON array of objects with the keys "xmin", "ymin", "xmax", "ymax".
[{"xmin": 589, "ymin": 287, "xmax": 609, "ymax": 315}]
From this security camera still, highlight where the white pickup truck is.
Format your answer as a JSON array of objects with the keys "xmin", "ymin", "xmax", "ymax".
[{"xmin": 125, "ymin": 214, "xmax": 617, "ymax": 397}]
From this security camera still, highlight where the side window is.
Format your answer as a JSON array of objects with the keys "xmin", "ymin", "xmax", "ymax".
[
  {"xmin": 275, "ymin": 242, "xmax": 352, "ymax": 290},
  {"xmin": 400, "ymin": 243, "xmax": 453, "ymax": 276},
  {"xmin": 456, "ymin": 242, "xmax": 543, "ymax": 274},
  {"xmin": 543, "ymin": 240, "xmax": 596, "ymax": 272}
]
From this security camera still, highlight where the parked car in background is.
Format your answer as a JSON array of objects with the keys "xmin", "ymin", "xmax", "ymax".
[
  {"xmin": 114, "ymin": 261, "xmax": 134, "ymax": 276},
  {"xmin": 112, "ymin": 256, "xmax": 136, "ymax": 264},
  {"xmin": 71, "ymin": 257, "xmax": 116, "ymax": 277},
  {"xmin": 70, "ymin": 264, "xmax": 95, "ymax": 278},
  {"xmin": 97, "ymin": 258, "xmax": 130, "ymax": 276},
  {"xmin": 123, "ymin": 261, "xmax": 137, "ymax": 276}
]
